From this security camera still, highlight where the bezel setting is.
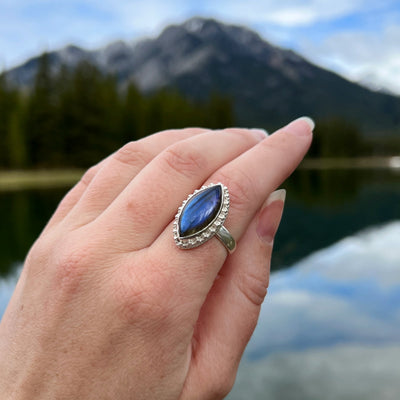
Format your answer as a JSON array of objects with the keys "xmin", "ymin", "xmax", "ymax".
[{"xmin": 173, "ymin": 183, "xmax": 230, "ymax": 249}]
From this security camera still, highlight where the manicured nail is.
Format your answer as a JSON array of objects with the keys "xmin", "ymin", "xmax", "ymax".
[
  {"xmin": 256, "ymin": 189, "xmax": 286, "ymax": 244},
  {"xmin": 285, "ymin": 116, "xmax": 315, "ymax": 136},
  {"xmin": 226, "ymin": 127, "xmax": 266, "ymax": 141},
  {"xmin": 250, "ymin": 128, "xmax": 269, "ymax": 137}
]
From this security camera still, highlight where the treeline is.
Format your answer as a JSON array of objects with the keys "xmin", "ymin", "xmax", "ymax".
[
  {"xmin": 0, "ymin": 53, "xmax": 234, "ymax": 169},
  {"xmin": 310, "ymin": 118, "xmax": 400, "ymax": 158},
  {"xmin": 1, "ymin": 53, "xmax": 398, "ymax": 170},
  {"xmin": 310, "ymin": 118, "xmax": 367, "ymax": 158}
]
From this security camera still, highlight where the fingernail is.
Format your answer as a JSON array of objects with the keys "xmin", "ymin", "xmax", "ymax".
[
  {"xmin": 250, "ymin": 128, "xmax": 269, "ymax": 137},
  {"xmin": 285, "ymin": 116, "xmax": 315, "ymax": 136},
  {"xmin": 256, "ymin": 189, "xmax": 286, "ymax": 244},
  {"xmin": 226, "ymin": 127, "xmax": 267, "ymax": 141}
]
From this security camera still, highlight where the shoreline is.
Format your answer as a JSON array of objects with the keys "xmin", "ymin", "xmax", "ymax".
[
  {"xmin": 0, "ymin": 156, "xmax": 399, "ymax": 191},
  {"xmin": 0, "ymin": 169, "xmax": 84, "ymax": 191},
  {"xmin": 300, "ymin": 156, "xmax": 400, "ymax": 170}
]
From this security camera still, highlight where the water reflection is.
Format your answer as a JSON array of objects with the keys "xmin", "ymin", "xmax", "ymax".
[
  {"xmin": 229, "ymin": 221, "xmax": 400, "ymax": 400},
  {"xmin": 1, "ymin": 168, "xmax": 399, "ymax": 277},
  {"xmin": 274, "ymin": 168, "xmax": 400, "ymax": 267},
  {"xmin": 0, "ymin": 166, "xmax": 400, "ymax": 399},
  {"xmin": 0, "ymin": 189, "xmax": 65, "ymax": 275},
  {"xmin": 1, "ymin": 220, "xmax": 399, "ymax": 399}
]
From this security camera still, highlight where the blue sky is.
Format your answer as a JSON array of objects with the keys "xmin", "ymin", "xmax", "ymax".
[{"xmin": 1, "ymin": 0, "xmax": 400, "ymax": 93}]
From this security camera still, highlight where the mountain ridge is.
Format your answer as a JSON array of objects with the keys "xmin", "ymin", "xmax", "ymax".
[{"xmin": 4, "ymin": 17, "xmax": 400, "ymax": 137}]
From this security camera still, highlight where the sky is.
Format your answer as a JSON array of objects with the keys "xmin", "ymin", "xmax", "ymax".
[{"xmin": 1, "ymin": 0, "xmax": 400, "ymax": 94}]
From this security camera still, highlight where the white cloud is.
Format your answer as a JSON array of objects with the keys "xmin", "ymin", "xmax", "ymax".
[
  {"xmin": 293, "ymin": 221, "xmax": 400, "ymax": 286},
  {"xmin": 0, "ymin": 0, "xmax": 192, "ymax": 67},
  {"xmin": 245, "ymin": 221, "xmax": 400, "ymax": 357},
  {"xmin": 230, "ymin": 344, "xmax": 400, "ymax": 400},
  {"xmin": 299, "ymin": 23, "xmax": 400, "ymax": 94},
  {"xmin": 83, "ymin": 0, "xmax": 189, "ymax": 33},
  {"xmin": 1, "ymin": 1, "xmax": 400, "ymax": 92},
  {"xmin": 210, "ymin": 0, "xmax": 391, "ymax": 27}
]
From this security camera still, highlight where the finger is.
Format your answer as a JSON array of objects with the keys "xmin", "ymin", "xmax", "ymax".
[
  {"xmin": 64, "ymin": 128, "xmax": 209, "ymax": 228},
  {"xmin": 42, "ymin": 158, "xmax": 107, "ymax": 234},
  {"xmin": 95, "ymin": 128, "xmax": 266, "ymax": 249},
  {"xmin": 181, "ymin": 190, "xmax": 285, "ymax": 399},
  {"xmin": 152, "ymin": 117, "xmax": 312, "ymax": 302},
  {"xmin": 210, "ymin": 117, "xmax": 313, "ymax": 243}
]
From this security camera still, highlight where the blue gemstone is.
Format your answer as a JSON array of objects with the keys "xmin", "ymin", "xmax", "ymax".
[{"xmin": 179, "ymin": 185, "xmax": 222, "ymax": 238}]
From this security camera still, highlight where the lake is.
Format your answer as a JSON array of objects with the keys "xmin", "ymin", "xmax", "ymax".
[{"xmin": 1, "ymin": 166, "xmax": 400, "ymax": 399}]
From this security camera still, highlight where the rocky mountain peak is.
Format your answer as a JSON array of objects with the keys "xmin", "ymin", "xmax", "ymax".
[{"xmin": 3, "ymin": 17, "xmax": 400, "ymax": 136}]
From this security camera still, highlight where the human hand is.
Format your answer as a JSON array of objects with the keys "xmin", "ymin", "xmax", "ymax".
[{"xmin": 0, "ymin": 118, "xmax": 313, "ymax": 400}]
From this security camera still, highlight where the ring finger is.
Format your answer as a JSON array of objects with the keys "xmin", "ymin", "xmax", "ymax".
[{"xmin": 94, "ymin": 128, "xmax": 266, "ymax": 250}]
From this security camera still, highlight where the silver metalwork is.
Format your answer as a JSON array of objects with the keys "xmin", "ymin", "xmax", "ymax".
[
  {"xmin": 173, "ymin": 183, "xmax": 236, "ymax": 254},
  {"xmin": 215, "ymin": 225, "xmax": 236, "ymax": 253}
]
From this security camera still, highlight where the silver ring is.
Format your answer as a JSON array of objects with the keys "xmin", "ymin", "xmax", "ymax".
[{"xmin": 173, "ymin": 183, "xmax": 236, "ymax": 254}]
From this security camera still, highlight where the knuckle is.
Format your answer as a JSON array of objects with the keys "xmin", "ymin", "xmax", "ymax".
[
  {"xmin": 113, "ymin": 141, "xmax": 152, "ymax": 168},
  {"xmin": 53, "ymin": 245, "xmax": 92, "ymax": 293},
  {"xmin": 183, "ymin": 127, "xmax": 209, "ymax": 134},
  {"xmin": 260, "ymin": 136, "xmax": 296, "ymax": 179},
  {"xmin": 114, "ymin": 277, "xmax": 162, "ymax": 324},
  {"xmin": 160, "ymin": 127, "xmax": 208, "ymax": 136},
  {"xmin": 161, "ymin": 143, "xmax": 207, "ymax": 179},
  {"xmin": 234, "ymin": 270, "xmax": 268, "ymax": 307},
  {"xmin": 25, "ymin": 238, "xmax": 51, "ymax": 276},
  {"xmin": 124, "ymin": 196, "xmax": 148, "ymax": 226},
  {"xmin": 216, "ymin": 169, "xmax": 254, "ymax": 212},
  {"xmin": 113, "ymin": 258, "xmax": 179, "ymax": 326},
  {"xmin": 223, "ymin": 128, "xmax": 260, "ymax": 145},
  {"xmin": 80, "ymin": 164, "xmax": 99, "ymax": 187},
  {"xmin": 261, "ymin": 134, "xmax": 291, "ymax": 157}
]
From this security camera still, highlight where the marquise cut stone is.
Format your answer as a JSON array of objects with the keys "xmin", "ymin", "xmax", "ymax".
[{"xmin": 179, "ymin": 185, "xmax": 222, "ymax": 238}]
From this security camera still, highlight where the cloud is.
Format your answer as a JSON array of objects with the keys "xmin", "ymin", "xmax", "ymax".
[
  {"xmin": 292, "ymin": 221, "xmax": 400, "ymax": 286},
  {"xmin": 299, "ymin": 23, "xmax": 400, "ymax": 93},
  {"xmin": 207, "ymin": 0, "xmax": 395, "ymax": 27},
  {"xmin": 0, "ymin": 0, "xmax": 192, "ymax": 67},
  {"xmin": 246, "ymin": 221, "xmax": 400, "ymax": 358},
  {"xmin": 1, "ymin": 0, "xmax": 400, "ymax": 93},
  {"xmin": 230, "ymin": 344, "xmax": 400, "ymax": 400},
  {"xmin": 206, "ymin": 0, "xmax": 400, "ymax": 93}
]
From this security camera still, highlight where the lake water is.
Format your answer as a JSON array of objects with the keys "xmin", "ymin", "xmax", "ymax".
[{"xmin": 1, "ymin": 167, "xmax": 400, "ymax": 399}]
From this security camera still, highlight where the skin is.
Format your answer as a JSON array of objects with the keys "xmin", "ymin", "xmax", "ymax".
[{"xmin": 0, "ymin": 119, "xmax": 312, "ymax": 400}]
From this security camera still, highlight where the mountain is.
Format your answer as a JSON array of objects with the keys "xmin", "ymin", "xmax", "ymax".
[{"xmin": 5, "ymin": 17, "xmax": 400, "ymax": 137}]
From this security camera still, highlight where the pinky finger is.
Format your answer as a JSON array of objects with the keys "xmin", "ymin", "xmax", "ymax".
[{"xmin": 182, "ymin": 190, "xmax": 286, "ymax": 399}]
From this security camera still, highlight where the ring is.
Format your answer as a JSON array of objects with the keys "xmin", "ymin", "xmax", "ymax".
[{"xmin": 173, "ymin": 183, "xmax": 236, "ymax": 253}]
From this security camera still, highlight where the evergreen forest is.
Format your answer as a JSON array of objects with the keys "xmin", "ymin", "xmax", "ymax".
[{"xmin": 1, "ymin": 53, "xmax": 398, "ymax": 170}]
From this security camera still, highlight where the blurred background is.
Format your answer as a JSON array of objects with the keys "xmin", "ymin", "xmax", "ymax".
[{"xmin": 1, "ymin": 1, "xmax": 400, "ymax": 399}]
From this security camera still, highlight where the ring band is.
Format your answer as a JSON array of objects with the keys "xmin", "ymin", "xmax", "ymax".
[
  {"xmin": 173, "ymin": 183, "xmax": 236, "ymax": 254},
  {"xmin": 215, "ymin": 226, "xmax": 236, "ymax": 253}
]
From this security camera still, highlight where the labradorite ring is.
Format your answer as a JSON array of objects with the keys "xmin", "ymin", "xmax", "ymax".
[{"xmin": 173, "ymin": 183, "xmax": 236, "ymax": 253}]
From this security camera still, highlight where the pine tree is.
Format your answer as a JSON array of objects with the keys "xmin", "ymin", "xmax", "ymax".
[
  {"xmin": 7, "ymin": 103, "xmax": 28, "ymax": 168},
  {"xmin": 24, "ymin": 52, "xmax": 59, "ymax": 167},
  {"xmin": 120, "ymin": 83, "xmax": 146, "ymax": 143},
  {"xmin": 204, "ymin": 93, "xmax": 234, "ymax": 129},
  {"xmin": 0, "ymin": 74, "xmax": 25, "ymax": 168}
]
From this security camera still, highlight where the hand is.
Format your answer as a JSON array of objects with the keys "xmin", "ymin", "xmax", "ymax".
[{"xmin": 0, "ymin": 118, "xmax": 313, "ymax": 400}]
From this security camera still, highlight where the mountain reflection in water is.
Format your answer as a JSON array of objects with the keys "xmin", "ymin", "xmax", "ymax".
[
  {"xmin": 0, "ymin": 167, "xmax": 399, "ymax": 399},
  {"xmin": 1, "ymin": 221, "xmax": 399, "ymax": 399},
  {"xmin": 229, "ymin": 221, "xmax": 400, "ymax": 400}
]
